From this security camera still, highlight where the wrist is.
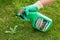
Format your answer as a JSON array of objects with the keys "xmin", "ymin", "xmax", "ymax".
[{"xmin": 33, "ymin": 1, "xmax": 43, "ymax": 9}]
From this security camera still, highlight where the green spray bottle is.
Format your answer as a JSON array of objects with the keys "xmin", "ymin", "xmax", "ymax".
[{"xmin": 16, "ymin": 5, "xmax": 52, "ymax": 32}]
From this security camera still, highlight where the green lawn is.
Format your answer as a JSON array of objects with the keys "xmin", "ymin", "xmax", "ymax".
[{"xmin": 0, "ymin": 0, "xmax": 60, "ymax": 40}]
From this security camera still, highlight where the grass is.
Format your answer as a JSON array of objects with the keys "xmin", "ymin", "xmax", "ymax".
[{"xmin": 0, "ymin": 0, "xmax": 60, "ymax": 40}]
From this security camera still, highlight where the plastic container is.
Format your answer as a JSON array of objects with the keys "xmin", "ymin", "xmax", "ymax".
[{"xmin": 16, "ymin": 5, "xmax": 52, "ymax": 32}]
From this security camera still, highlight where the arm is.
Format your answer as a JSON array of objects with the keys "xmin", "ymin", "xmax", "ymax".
[
  {"xmin": 33, "ymin": 0, "xmax": 55, "ymax": 9},
  {"xmin": 24, "ymin": 0, "xmax": 55, "ymax": 11},
  {"xmin": 17, "ymin": 0, "xmax": 55, "ymax": 14},
  {"xmin": 16, "ymin": 0, "xmax": 55, "ymax": 21}
]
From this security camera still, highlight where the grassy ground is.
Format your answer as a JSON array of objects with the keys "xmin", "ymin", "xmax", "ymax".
[{"xmin": 0, "ymin": 0, "xmax": 60, "ymax": 40}]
